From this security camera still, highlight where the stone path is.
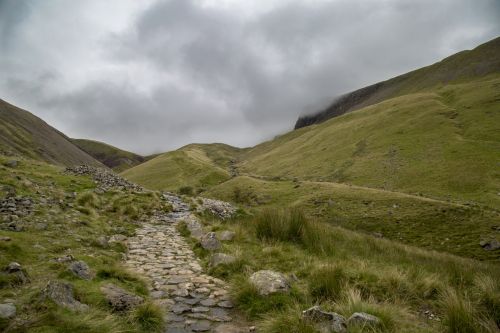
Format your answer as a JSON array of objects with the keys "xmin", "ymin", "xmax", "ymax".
[{"xmin": 126, "ymin": 194, "xmax": 248, "ymax": 333}]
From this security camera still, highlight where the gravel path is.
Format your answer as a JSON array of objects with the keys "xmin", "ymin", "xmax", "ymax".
[{"xmin": 126, "ymin": 194, "xmax": 249, "ymax": 333}]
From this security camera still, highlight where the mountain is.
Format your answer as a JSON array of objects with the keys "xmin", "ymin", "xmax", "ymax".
[
  {"xmin": 71, "ymin": 139, "xmax": 146, "ymax": 172},
  {"xmin": 121, "ymin": 143, "xmax": 243, "ymax": 192},
  {"xmin": 0, "ymin": 99, "xmax": 103, "ymax": 167},
  {"xmin": 295, "ymin": 36, "xmax": 500, "ymax": 129},
  {"xmin": 120, "ymin": 39, "xmax": 500, "ymax": 261}
]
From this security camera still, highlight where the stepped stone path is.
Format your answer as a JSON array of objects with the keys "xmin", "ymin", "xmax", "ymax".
[{"xmin": 125, "ymin": 194, "xmax": 248, "ymax": 333}]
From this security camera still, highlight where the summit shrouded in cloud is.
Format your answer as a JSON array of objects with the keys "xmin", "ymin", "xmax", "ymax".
[{"xmin": 1, "ymin": 0, "xmax": 499, "ymax": 154}]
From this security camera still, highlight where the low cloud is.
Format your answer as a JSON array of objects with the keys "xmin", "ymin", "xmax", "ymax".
[{"xmin": 1, "ymin": 0, "xmax": 499, "ymax": 154}]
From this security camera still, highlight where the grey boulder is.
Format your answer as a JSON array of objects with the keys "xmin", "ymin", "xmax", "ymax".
[
  {"xmin": 0, "ymin": 303, "xmax": 16, "ymax": 319},
  {"xmin": 210, "ymin": 253, "xmax": 237, "ymax": 267},
  {"xmin": 347, "ymin": 312, "xmax": 381, "ymax": 327},
  {"xmin": 200, "ymin": 232, "xmax": 221, "ymax": 251},
  {"xmin": 100, "ymin": 283, "xmax": 144, "ymax": 311},
  {"xmin": 42, "ymin": 280, "xmax": 89, "ymax": 312},
  {"xmin": 249, "ymin": 270, "xmax": 290, "ymax": 296},
  {"xmin": 69, "ymin": 260, "xmax": 94, "ymax": 280},
  {"xmin": 302, "ymin": 306, "xmax": 347, "ymax": 333}
]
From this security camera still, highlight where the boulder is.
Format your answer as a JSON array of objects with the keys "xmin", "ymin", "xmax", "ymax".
[
  {"xmin": 96, "ymin": 236, "xmax": 109, "ymax": 248},
  {"xmin": 0, "ymin": 303, "xmax": 16, "ymax": 319},
  {"xmin": 302, "ymin": 306, "xmax": 347, "ymax": 333},
  {"xmin": 100, "ymin": 283, "xmax": 144, "ymax": 311},
  {"xmin": 42, "ymin": 280, "xmax": 89, "ymax": 312},
  {"xmin": 347, "ymin": 312, "xmax": 381, "ymax": 327},
  {"xmin": 249, "ymin": 270, "xmax": 290, "ymax": 296},
  {"xmin": 219, "ymin": 231, "xmax": 236, "ymax": 241},
  {"xmin": 210, "ymin": 253, "xmax": 237, "ymax": 267},
  {"xmin": 5, "ymin": 160, "xmax": 18, "ymax": 168},
  {"xmin": 69, "ymin": 261, "xmax": 94, "ymax": 280},
  {"xmin": 5, "ymin": 262, "xmax": 29, "ymax": 284},
  {"xmin": 200, "ymin": 232, "xmax": 221, "ymax": 251},
  {"xmin": 480, "ymin": 239, "xmax": 500, "ymax": 251},
  {"xmin": 109, "ymin": 234, "xmax": 127, "ymax": 243}
]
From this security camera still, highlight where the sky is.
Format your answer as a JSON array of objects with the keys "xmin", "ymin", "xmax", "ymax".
[{"xmin": 1, "ymin": 0, "xmax": 499, "ymax": 154}]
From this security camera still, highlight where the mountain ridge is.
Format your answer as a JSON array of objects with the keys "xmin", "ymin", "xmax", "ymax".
[{"xmin": 295, "ymin": 36, "xmax": 500, "ymax": 129}]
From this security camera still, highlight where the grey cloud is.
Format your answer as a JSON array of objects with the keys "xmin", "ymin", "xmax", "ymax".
[{"xmin": 0, "ymin": 0, "xmax": 499, "ymax": 154}]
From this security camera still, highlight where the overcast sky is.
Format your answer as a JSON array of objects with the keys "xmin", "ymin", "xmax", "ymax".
[{"xmin": 1, "ymin": 0, "xmax": 499, "ymax": 154}]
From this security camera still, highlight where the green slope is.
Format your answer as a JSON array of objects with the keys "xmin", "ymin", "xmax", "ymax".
[
  {"xmin": 240, "ymin": 75, "xmax": 500, "ymax": 208},
  {"xmin": 71, "ymin": 139, "xmax": 145, "ymax": 172},
  {"xmin": 0, "ymin": 99, "xmax": 103, "ymax": 167},
  {"xmin": 295, "ymin": 36, "xmax": 500, "ymax": 128},
  {"xmin": 121, "ymin": 143, "xmax": 242, "ymax": 192}
]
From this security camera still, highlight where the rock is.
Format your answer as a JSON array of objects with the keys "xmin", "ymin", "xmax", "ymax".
[
  {"xmin": 214, "ymin": 323, "xmax": 246, "ymax": 333},
  {"xmin": 100, "ymin": 283, "xmax": 144, "ymax": 311},
  {"xmin": 4, "ymin": 262, "xmax": 29, "ymax": 284},
  {"xmin": 347, "ymin": 312, "xmax": 381, "ymax": 327},
  {"xmin": 53, "ymin": 254, "xmax": 74, "ymax": 263},
  {"xmin": 480, "ymin": 239, "xmax": 500, "ymax": 251},
  {"xmin": 219, "ymin": 231, "xmax": 235, "ymax": 241},
  {"xmin": 210, "ymin": 253, "xmax": 236, "ymax": 267},
  {"xmin": 42, "ymin": 280, "xmax": 89, "ymax": 312},
  {"xmin": 190, "ymin": 320, "xmax": 212, "ymax": 331},
  {"xmin": 0, "ymin": 236, "xmax": 11, "ymax": 241},
  {"xmin": 302, "ymin": 306, "xmax": 347, "ymax": 333},
  {"xmin": 0, "ymin": 303, "xmax": 16, "ymax": 319},
  {"xmin": 5, "ymin": 160, "xmax": 18, "ymax": 168},
  {"xmin": 69, "ymin": 261, "xmax": 94, "ymax": 280},
  {"xmin": 109, "ymin": 234, "xmax": 127, "ymax": 243},
  {"xmin": 96, "ymin": 236, "xmax": 109, "ymax": 247},
  {"xmin": 197, "ymin": 198, "xmax": 236, "ymax": 220},
  {"xmin": 200, "ymin": 232, "xmax": 221, "ymax": 251},
  {"xmin": 249, "ymin": 270, "xmax": 290, "ymax": 296},
  {"xmin": 65, "ymin": 165, "xmax": 143, "ymax": 192}
]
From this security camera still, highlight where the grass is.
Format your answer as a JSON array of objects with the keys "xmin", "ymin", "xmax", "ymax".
[
  {"xmin": 239, "ymin": 75, "xmax": 500, "ymax": 208},
  {"xmin": 71, "ymin": 138, "xmax": 145, "ymax": 172},
  {"xmin": 121, "ymin": 145, "xmax": 234, "ymax": 192},
  {"xmin": 0, "ymin": 156, "xmax": 166, "ymax": 332},
  {"xmin": 191, "ymin": 207, "xmax": 500, "ymax": 332}
]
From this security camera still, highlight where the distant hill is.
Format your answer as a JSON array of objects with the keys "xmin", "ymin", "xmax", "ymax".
[
  {"xmin": 71, "ymin": 139, "xmax": 146, "ymax": 172},
  {"xmin": 241, "ymin": 75, "xmax": 500, "ymax": 207},
  {"xmin": 0, "ymin": 99, "xmax": 103, "ymax": 167},
  {"xmin": 295, "ymin": 36, "xmax": 500, "ymax": 129},
  {"xmin": 121, "ymin": 143, "xmax": 242, "ymax": 192}
]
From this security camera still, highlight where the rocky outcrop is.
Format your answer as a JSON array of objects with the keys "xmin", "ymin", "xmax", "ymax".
[
  {"xmin": 480, "ymin": 239, "xmax": 500, "ymax": 251},
  {"xmin": 249, "ymin": 270, "xmax": 290, "ymax": 296},
  {"xmin": 68, "ymin": 260, "xmax": 94, "ymax": 280},
  {"xmin": 42, "ymin": 280, "xmax": 89, "ymax": 312},
  {"xmin": 347, "ymin": 312, "xmax": 381, "ymax": 326},
  {"xmin": 302, "ymin": 306, "xmax": 347, "ymax": 333},
  {"xmin": 100, "ymin": 283, "xmax": 144, "ymax": 311}
]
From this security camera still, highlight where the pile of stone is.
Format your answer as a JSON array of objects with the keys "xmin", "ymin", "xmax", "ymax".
[
  {"xmin": 197, "ymin": 197, "xmax": 237, "ymax": 220},
  {"xmin": 65, "ymin": 165, "xmax": 143, "ymax": 192},
  {"xmin": 0, "ymin": 196, "xmax": 34, "ymax": 217}
]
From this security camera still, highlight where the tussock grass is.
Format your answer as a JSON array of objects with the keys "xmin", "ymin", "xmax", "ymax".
[
  {"xmin": 308, "ymin": 265, "xmax": 347, "ymax": 301},
  {"xmin": 129, "ymin": 302, "xmax": 164, "ymax": 332}
]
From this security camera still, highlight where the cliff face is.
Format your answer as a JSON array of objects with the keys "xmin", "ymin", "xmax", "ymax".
[{"xmin": 294, "ymin": 36, "xmax": 500, "ymax": 129}]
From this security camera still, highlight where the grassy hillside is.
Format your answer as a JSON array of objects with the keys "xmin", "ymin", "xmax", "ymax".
[
  {"xmin": 121, "ymin": 143, "xmax": 242, "ymax": 192},
  {"xmin": 296, "ymin": 36, "xmax": 500, "ymax": 128},
  {"xmin": 0, "ymin": 156, "xmax": 166, "ymax": 332},
  {"xmin": 204, "ymin": 175, "xmax": 500, "ymax": 261},
  {"xmin": 71, "ymin": 139, "xmax": 145, "ymax": 172},
  {"xmin": 0, "ymin": 99, "xmax": 103, "ymax": 168},
  {"xmin": 240, "ymin": 75, "xmax": 500, "ymax": 208},
  {"xmin": 192, "ymin": 207, "xmax": 500, "ymax": 332}
]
